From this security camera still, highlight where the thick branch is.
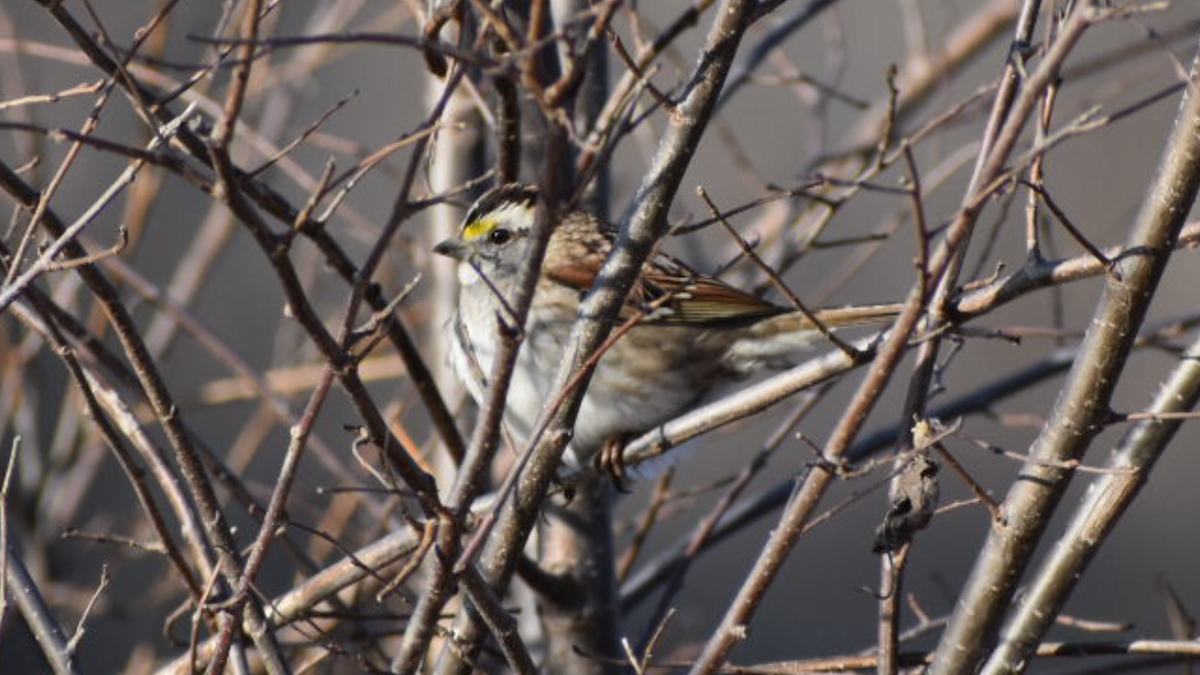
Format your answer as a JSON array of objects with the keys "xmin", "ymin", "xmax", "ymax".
[{"xmin": 929, "ymin": 36, "xmax": 1200, "ymax": 675}]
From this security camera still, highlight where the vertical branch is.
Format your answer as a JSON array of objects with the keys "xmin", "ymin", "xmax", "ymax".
[
  {"xmin": 0, "ymin": 437, "xmax": 17, "ymax": 638},
  {"xmin": 535, "ymin": 2, "xmax": 620, "ymax": 671},
  {"xmin": 876, "ymin": 545, "xmax": 910, "ymax": 675},
  {"xmin": 395, "ymin": 34, "xmax": 569, "ymax": 672},
  {"xmin": 433, "ymin": 1, "xmax": 760, "ymax": 672},
  {"xmin": 425, "ymin": 11, "xmax": 485, "ymax": 474},
  {"xmin": 211, "ymin": 0, "xmax": 264, "ymax": 150},
  {"xmin": 896, "ymin": 0, "xmax": 1046, "ymax": 454},
  {"xmin": 573, "ymin": 0, "xmax": 610, "ymax": 218},
  {"xmin": 538, "ymin": 479, "xmax": 621, "ymax": 673}
]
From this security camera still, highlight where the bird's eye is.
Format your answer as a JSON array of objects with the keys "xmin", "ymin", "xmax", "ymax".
[{"xmin": 488, "ymin": 228, "xmax": 512, "ymax": 245}]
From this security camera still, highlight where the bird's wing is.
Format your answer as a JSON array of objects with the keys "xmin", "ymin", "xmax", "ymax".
[{"xmin": 544, "ymin": 250, "xmax": 784, "ymax": 326}]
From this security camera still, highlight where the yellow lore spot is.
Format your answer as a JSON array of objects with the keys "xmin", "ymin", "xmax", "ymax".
[{"xmin": 462, "ymin": 218, "xmax": 496, "ymax": 242}]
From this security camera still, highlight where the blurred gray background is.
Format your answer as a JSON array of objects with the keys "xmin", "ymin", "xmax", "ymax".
[{"xmin": 3, "ymin": 0, "xmax": 1200, "ymax": 672}]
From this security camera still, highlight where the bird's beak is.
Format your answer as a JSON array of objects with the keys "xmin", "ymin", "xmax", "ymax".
[{"xmin": 433, "ymin": 238, "xmax": 468, "ymax": 260}]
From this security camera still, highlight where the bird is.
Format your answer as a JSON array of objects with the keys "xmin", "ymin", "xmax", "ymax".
[{"xmin": 433, "ymin": 183, "xmax": 900, "ymax": 481}]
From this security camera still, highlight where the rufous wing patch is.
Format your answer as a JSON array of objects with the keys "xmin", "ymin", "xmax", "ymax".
[{"xmin": 544, "ymin": 253, "xmax": 784, "ymax": 326}]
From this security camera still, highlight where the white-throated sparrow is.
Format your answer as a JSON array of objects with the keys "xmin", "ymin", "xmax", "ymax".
[{"xmin": 434, "ymin": 183, "xmax": 899, "ymax": 478}]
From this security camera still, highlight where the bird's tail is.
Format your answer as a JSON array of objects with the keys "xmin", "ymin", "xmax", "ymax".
[
  {"xmin": 723, "ymin": 303, "xmax": 902, "ymax": 373},
  {"xmin": 783, "ymin": 303, "xmax": 903, "ymax": 332}
]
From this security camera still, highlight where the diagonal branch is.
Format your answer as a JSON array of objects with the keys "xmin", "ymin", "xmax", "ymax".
[{"xmin": 930, "ymin": 36, "xmax": 1200, "ymax": 675}]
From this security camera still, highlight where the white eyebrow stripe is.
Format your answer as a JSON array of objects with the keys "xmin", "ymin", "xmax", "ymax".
[
  {"xmin": 464, "ymin": 200, "xmax": 535, "ymax": 233},
  {"xmin": 488, "ymin": 200, "xmax": 534, "ymax": 223}
]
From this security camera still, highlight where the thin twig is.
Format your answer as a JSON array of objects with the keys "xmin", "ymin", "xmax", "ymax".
[
  {"xmin": 1022, "ymin": 180, "xmax": 1117, "ymax": 278},
  {"xmin": 66, "ymin": 565, "xmax": 111, "ymax": 657},
  {"xmin": 696, "ymin": 185, "xmax": 860, "ymax": 358},
  {"xmin": 45, "ymin": 225, "xmax": 128, "ymax": 271},
  {"xmin": 0, "ymin": 436, "xmax": 19, "ymax": 638}
]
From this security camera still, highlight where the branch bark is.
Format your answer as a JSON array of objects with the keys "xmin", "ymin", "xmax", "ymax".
[{"xmin": 929, "ymin": 35, "xmax": 1200, "ymax": 675}]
